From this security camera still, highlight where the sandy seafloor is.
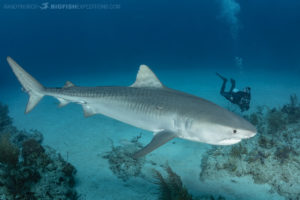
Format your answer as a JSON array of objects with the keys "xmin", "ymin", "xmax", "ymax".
[{"xmin": 1, "ymin": 64, "xmax": 299, "ymax": 200}]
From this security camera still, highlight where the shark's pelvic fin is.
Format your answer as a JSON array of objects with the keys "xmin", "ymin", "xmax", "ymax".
[
  {"xmin": 133, "ymin": 130, "xmax": 176, "ymax": 159},
  {"xmin": 131, "ymin": 65, "xmax": 164, "ymax": 88},
  {"xmin": 57, "ymin": 98, "xmax": 69, "ymax": 108},
  {"xmin": 7, "ymin": 57, "xmax": 45, "ymax": 113},
  {"xmin": 63, "ymin": 81, "xmax": 75, "ymax": 88},
  {"xmin": 82, "ymin": 104, "xmax": 96, "ymax": 117}
]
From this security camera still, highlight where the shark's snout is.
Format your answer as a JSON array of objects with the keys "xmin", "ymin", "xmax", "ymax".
[
  {"xmin": 239, "ymin": 120, "xmax": 257, "ymax": 139},
  {"xmin": 250, "ymin": 131, "xmax": 257, "ymax": 137}
]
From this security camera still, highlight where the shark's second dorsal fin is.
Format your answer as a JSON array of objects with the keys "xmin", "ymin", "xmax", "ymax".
[
  {"xmin": 131, "ymin": 65, "xmax": 164, "ymax": 88},
  {"xmin": 63, "ymin": 81, "xmax": 75, "ymax": 88}
]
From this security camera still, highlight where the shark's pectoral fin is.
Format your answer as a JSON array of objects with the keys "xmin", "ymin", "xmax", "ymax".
[{"xmin": 133, "ymin": 130, "xmax": 176, "ymax": 159}]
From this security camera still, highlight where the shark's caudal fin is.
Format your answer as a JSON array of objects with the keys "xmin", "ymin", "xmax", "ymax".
[{"xmin": 7, "ymin": 57, "xmax": 45, "ymax": 113}]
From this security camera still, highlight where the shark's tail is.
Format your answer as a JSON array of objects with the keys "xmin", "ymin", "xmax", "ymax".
[{"xmin": 7, "ymin": 57, "xmax": 45, "ymax": 113}]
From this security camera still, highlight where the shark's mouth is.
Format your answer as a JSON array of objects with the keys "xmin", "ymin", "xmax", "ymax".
[{"xmin": 218, "ymin": 138, "xmax": 241, "ymax": 145}]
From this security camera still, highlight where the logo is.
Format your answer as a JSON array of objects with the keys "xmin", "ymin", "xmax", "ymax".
[{"xmin": 40, "ymin": 2, "xmax": 49, "ymax": 10}]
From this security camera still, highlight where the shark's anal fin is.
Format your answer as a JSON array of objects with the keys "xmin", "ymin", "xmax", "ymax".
[{"xmin": 133, "ymin": 130, "xmax": 176, "ymax": 159}]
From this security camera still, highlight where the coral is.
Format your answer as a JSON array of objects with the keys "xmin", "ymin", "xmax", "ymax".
[
  {"xmin": 194, "ymin": 196, "xmax": 226, "ymax": 200},
  {"xmin": 22, "ymin": 139, "xmax": 47, "ymax": 167},
  {"xmin": 248, "ymin": 113, "xmax": 259, "ymax": 126},
  {"xmin": 0, "ymin": 103, "xmax": 12, "ymax": 132},
  {"xmin": 0, "ymin": 133, "xmax": 19, "ymax": 167},
  {"xmin": 154, "ymin": 166, "xmax": 193, "ymax": 200},
  {"xmin": 246, "ymin": 150, "xmax": 270, "ymax": 165},
  {"xmin": 229, "ymin": 144, "xmax": 247, "ymax": 158},
  {"xmin": 281, "ymin": 94, "xmax": 300, "ymax": 123},
  {"xmin": 102, "ymin": 135, "xmax": 145, "ymax": 181},
  {"xmin": 0, "ymin": 138, "xmax": 78, "ymax": 200},
  {"xmin": 258, "ymin": 135, "xmax": 274, "ymax": 149},
  {"xmin": 289, "ymin": 94, "xmax": 298, "ymax": 107},
  {"xmin": 30, "ymin": 147, "xmax": 78, "ymax": 200},
  {"xmin": 266, "ymin": 108, "xmax": 286, "ymax": 134},
  {"xmin": 0, "ymin": 102, "xmax": 78, "ymax": 200},
  {"xmin": 12, "ymin": 129, "xmax": 43, "ymax": 148},
  {"xmin": 6, "ymin": 165, "xmax": 41, "ymax": 198},
  {"xmin": 155, "ymin": 166, "xmax": 226, "ymax": 200},
  {"xmin": 244, "ymin": 106, "xmax": 266, "ymax": 134},
  {"xmin": 222, "ymin": 161, "xmax": 237, "ymax": 172},
  {"xmin": 274, "ymin": 146, "xmax": 297, "ymax": 164},
  {"xmin": 258, "ymin": 135, "xmax": 267, "ymax": 148}
]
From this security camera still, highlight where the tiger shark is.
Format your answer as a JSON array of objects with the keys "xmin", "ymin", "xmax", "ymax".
[{"xmin": 7, "ymin": 57, "xmax": 256, "ymax": 158}]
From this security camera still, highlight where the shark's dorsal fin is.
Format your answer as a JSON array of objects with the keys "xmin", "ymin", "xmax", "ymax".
[
  {"xmin": 63, "ymin": 81, "xmax": 75, "ymax": 88},
  {"xmin": 131, "ymin": 65, "xmax": 164, "ymax": 88}
]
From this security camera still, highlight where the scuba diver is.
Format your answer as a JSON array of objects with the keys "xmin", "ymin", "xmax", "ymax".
[{"xmin": 216, "ymin": 73, "xmax": 251, "ymax": 112}]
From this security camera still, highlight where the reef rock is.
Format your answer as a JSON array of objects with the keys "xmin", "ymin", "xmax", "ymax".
[{"xmin": 0, "ymin": 102, "xmax": 78, "ymax": 200}]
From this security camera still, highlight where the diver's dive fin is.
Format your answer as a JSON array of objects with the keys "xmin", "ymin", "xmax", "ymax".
[
  {"xmin": 216, "ymin": 72, "xmax": 227, "ymax": 82},
  {"xmin": 133, "ymin": 130, "xmax": 176, "ymax": 159}
]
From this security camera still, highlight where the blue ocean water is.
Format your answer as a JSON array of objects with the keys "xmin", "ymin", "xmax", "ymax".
[{"xmin": 1, "ymin": 0, "xmax": 300, "ymax": 200}]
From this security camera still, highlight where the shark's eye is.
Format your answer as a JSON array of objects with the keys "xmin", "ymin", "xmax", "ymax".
[{"xmin": 233, "ymin": 129, "xmax": 237, "ymax": 134}]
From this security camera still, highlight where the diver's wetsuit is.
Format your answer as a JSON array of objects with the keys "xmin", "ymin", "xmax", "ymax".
[{"xmin": 217, "ymin": 73, "xmax": 251, "ymax": 112}]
